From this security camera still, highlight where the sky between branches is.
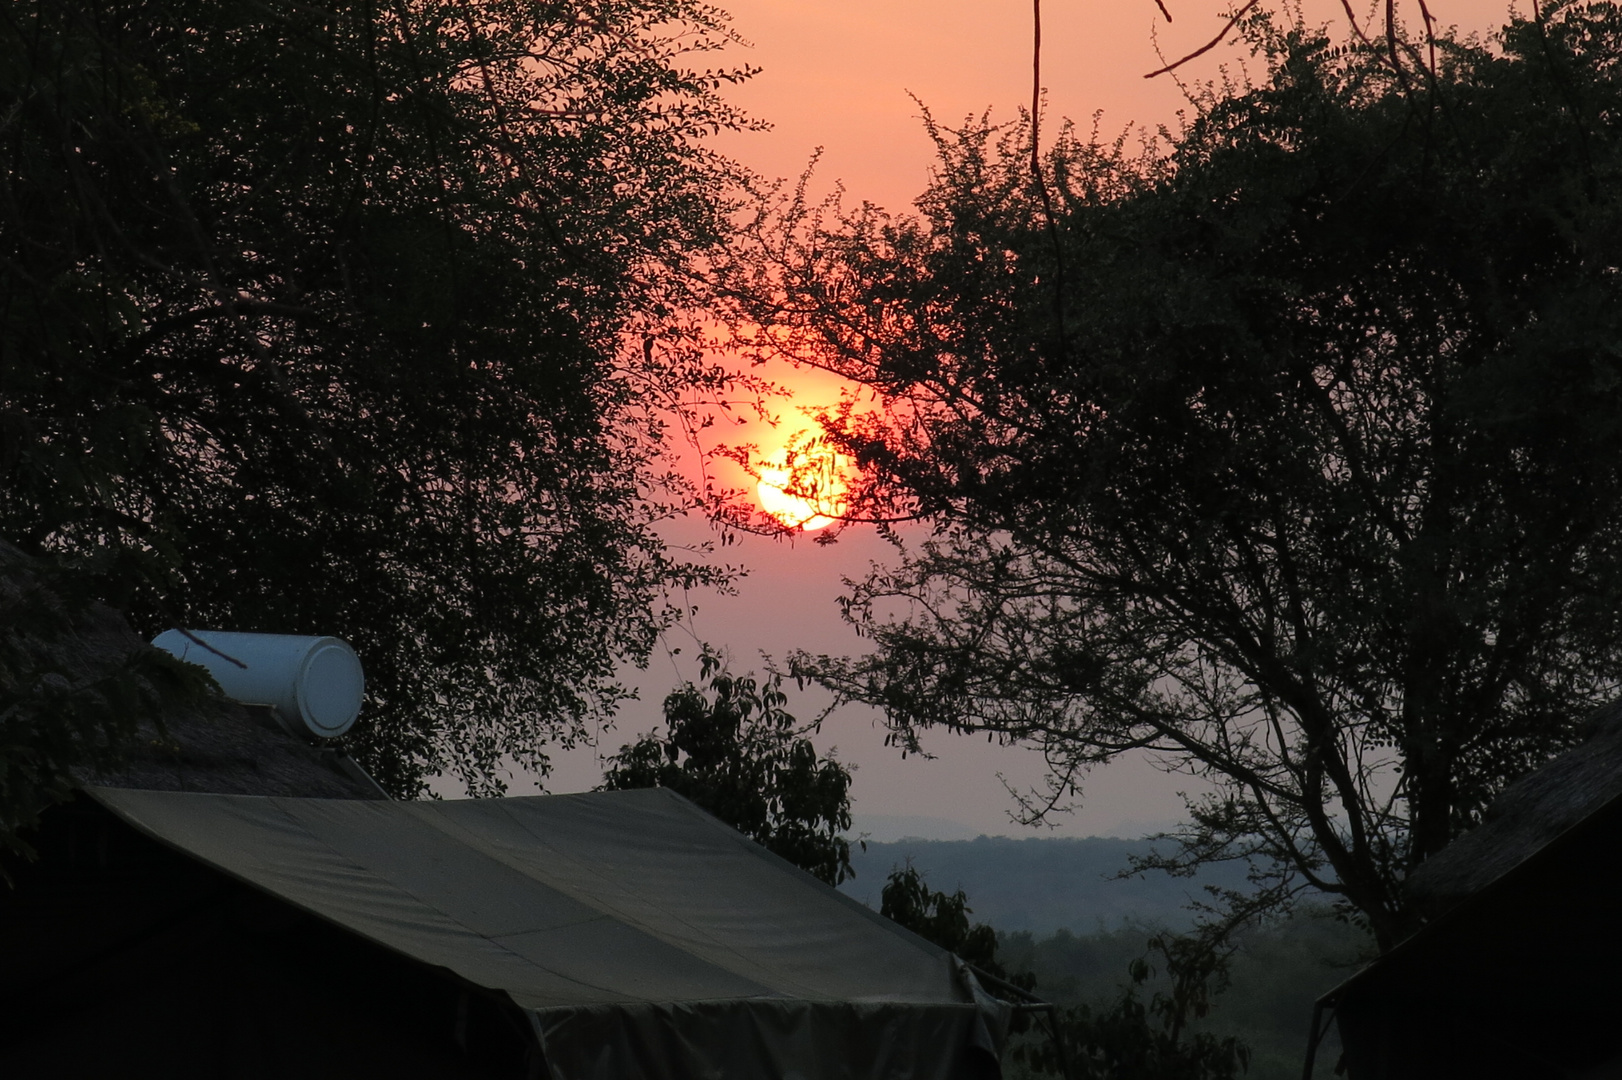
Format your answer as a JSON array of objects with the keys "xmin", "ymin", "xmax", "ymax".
[{"xmin": 503, "ymin": 0, "xmax": 1523, "ymax": 841}]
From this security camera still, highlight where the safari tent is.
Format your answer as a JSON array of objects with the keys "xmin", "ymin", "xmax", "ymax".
[
  {"xmin": 1314, "ymin": 700, "xmax": 1622, "ymax": 1080},
  {"xmin": 0, "ymin": 546, "xmax": 1013, "ymax": 1078},
  {"xmin": 4, "ymin": 786, "xmax": 1010, "ymax": 1078}
]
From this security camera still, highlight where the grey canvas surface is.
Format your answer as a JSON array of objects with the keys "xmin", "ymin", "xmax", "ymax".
[{"xmin": 89, "ymin": 785, "xmax": 1007, "ymax": 1079}]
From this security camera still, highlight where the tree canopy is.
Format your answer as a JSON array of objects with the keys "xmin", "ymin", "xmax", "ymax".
[
  {"xmin": 601, "ymin": 650, "xmax": 856, "ymax": 885},
  {"xmin": 1, "ymin": 0, "xmax": 754, "ymax": 796},
  {"xmin": 723, "ymin": 2, "xmax": 1622, "ymax": 949},
  {"xmin": 0, "ymin": 540, "xmax": 213, "ymax": 863},
  {"xmin": 878, "ymin": 863, "xmax": 1012, "ymax": 979}
]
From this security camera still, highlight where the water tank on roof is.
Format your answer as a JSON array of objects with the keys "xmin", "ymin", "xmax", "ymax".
[{"xmin": 152, "ymin": 630, "xmax": 364, "ymax": 740}]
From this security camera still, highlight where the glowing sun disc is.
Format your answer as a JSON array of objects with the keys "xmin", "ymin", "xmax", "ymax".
[
  {"xmin": 755, "ymin": 440, "xmax": 850, "ymax": 531},
  {"xmin": 757, "ymin": 466, "xmax": 838, "ymax": 530}
]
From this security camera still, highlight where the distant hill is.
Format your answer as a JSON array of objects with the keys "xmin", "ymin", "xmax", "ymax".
[
  {"xmin": 837, "ymin": 835, "xmax": 1254, "ymax": 934},
  {"xmin": 856, "ymin": 814, "xmax": 985, "ymax": 842}
]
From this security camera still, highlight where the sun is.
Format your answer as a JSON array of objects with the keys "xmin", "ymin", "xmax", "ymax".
[{"xmin": 756, "ymin": 437, "xmax": 850, "ymax": 531}]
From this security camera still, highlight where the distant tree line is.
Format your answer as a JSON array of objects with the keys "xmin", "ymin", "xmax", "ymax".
[{"xmin": 844, "ymin": 835, "xmax": 1256, "ymax": 934}]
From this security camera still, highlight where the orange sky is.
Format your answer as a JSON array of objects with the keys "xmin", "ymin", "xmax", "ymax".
[
  {"xmin": 535, "ymin": 0, "xmax": 1531, "ymax": 841},
  {"xmin": 704, "ymin": 0, "xmax": 1521, "ymax": 527},
  {"xmin": 711, "ymin": 0, "xmax": 1520, "ymax": 214}
]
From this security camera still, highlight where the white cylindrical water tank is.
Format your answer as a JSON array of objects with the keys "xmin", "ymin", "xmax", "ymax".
[{"xmin": 152, "ymin": 630, "xmax": 364, "ymax": 739}]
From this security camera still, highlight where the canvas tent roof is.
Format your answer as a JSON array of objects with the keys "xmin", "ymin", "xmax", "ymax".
[
  {"xmin": 1313, "ymin": 697, "xmax": 1622, "ymax": 1079},
  {"xmin": 88, "ymin": 783, "xmax": 1009, "ymax": 1079},
  {"xmin": 1404, "ymin": 697, "xmax": 1622, "ymax": 913}
]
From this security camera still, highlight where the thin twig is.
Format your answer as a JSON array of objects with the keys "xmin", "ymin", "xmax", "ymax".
[
  {"xmin": 1415, "ymin": 0, "xmax": 1439, "ymax": 76},
  {"xmin": 1144, "ymin": 0, "xmax": 1262, "ymax": 78},
  {"xmin": 174, "ymin": 628, "xmax": 248, "ymax": 669},
  {"xmin": 1337, "ymin": 0, "xmax": 1379, "ymax": 50},
  {"xmin": 1030, "ymin": 0, "xmax": 1069, "ymax": 359}
]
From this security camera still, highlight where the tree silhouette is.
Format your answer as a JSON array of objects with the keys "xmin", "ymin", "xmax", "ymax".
[
  {"xmin": 722, "ymin": 3, "xmax": 1622, "ymax": 949},
  {"xmin": 602, "ymin": 650, "xmax": 857, "ymax": 885},
  {"xmin": 1, "ymin": 0, "xmax": 755, "ymax": 795}
]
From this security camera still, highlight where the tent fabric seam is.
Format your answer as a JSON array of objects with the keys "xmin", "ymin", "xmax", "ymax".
[{"xmin": 431, "ymin": 795, "xmax": 784, "ymax": 987}]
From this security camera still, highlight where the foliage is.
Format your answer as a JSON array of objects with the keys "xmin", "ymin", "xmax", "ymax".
[
  {"xmin": 724, "ymin": 2, "xmax": 1622, "ymax": 948},
  {"xmin": 1001, "ymin": 907, "xmax": 1370, "ymax": 1080},
  {"xmin": 1188, "ymin": 911, "xmax": 1366, "ymax": 1080},
  {"xmin": 879, "ymin": 861, "xmax": 1243, "ymax": 1078},
  {"xmin": 1014, "ymin": 930, "xmax": 1250, "ymax": 1080},
  {"xmin": 601, "ymin": 649, "xmax": 856, "ymax": 885},
  {"xmin": 879, "ymin": 863, "xmax": 1015, "ymax": 979},
  {"xmin": 0, "ymin": 542, "xmax": 213, "ymax": 864},
  {"xmin": 0, "ymin": 0, "xmax": 756, "ymax": 796},
  {"xmin": 878, "ymin": 862, "xmax": 1040, "ymax": 1046}
]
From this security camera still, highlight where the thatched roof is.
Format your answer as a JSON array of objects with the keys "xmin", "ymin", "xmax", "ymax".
[
  {"xmin": 1405, "ymin": 697, "xmax": 1622, "ymax": 912},
  {"xmin": 86, "ymin": 702, "xmax": 384, "ymax": 799},
  {"xmin": 1, "ymin": 539, "xmax": 382, "ymax": 802}
]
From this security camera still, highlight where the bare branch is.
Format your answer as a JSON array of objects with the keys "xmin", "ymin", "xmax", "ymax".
[{"xmin": 1144, "ymin": 0, "xmax": 1262, "ymax": 79}]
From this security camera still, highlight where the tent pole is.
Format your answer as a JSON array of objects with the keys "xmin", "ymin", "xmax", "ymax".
[
  {"xmin": 1302, "ymin": 998, "xmax": 1336, "ymax": 1080},
  {"xmin": 1042, "ymin": 1003, "xmax": 1075, "ymax": 1080},
  {"xmin": 964, "ymin": 963, "xmax": 1074, "ymax": 1080}
]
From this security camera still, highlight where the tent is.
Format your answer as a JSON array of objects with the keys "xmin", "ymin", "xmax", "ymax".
[
  {"xmin": 1311, "ymin": 700, "xmax": 1622, "ymax": 1080},
  {"xmin": 0, "ymin": 544, "xmax": 1016, "ymax": 1076},
  {"xmin": 3, "ymin": 784, "xmax": 1010, "ymax": 1078}
]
